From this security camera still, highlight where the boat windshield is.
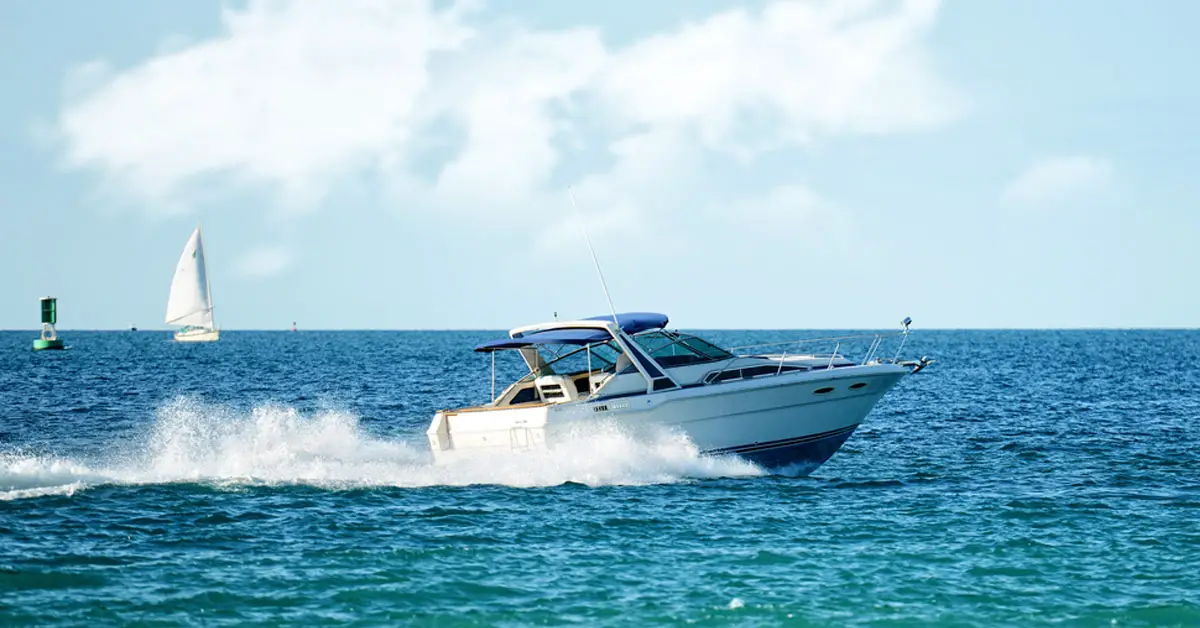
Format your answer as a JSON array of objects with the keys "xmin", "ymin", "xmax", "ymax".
[{"xmin": 630, "ymin": 331, "xmax": 733, "ymax": 367}]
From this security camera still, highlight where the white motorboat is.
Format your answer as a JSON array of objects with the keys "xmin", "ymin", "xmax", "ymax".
[
  {"xmin": 427, "ymin": 312, "xmax": 922, "ymax": 474},
  {"xmin": 165, "ymin": 224, "xmax": 220, "ymax": 342}
]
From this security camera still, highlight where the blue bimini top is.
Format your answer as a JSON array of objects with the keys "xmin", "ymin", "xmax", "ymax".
[{"xmin": 473, "ymin": 312, "xmax": 668, "ymax": 352}]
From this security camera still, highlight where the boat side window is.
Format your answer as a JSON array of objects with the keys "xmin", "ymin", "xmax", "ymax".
[
  {"xmin": 536, "ymin": 342, "xmax": 620, "ymax": 377},
  {"xmin": 590, "ymin": 343, "xmax": 623, "ymax": 365},
  {"xmin": 509, "ymin": 387, "xmax": 539, "ymax": 405}
]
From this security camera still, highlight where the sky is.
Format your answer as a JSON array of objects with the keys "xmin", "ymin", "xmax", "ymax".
[{"xmin": 1, "ymin": 0, "xmax": 1198, "ymax": 330}]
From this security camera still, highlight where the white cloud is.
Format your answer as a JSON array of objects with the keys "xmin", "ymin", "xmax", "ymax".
[
  {"xmin": 1002, "ymin": 155, "xmax": 1114, "ymax": 208},
  {"xmin": 59, "ymin": 0, "xmax": 475, "ymax": 208},
  {"xmin": 235, "ymin": 246, "xmax": 294, "ymax": 279},
  {"xmin": 601, "ymin": 0, "xmax": 955, "ymax": 155},
  {"xmin": 56, "ymin": 0, "xmax": 959, "ymax": 237}
]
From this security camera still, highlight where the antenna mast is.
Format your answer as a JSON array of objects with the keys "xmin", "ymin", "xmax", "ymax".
[{"xmin": 567, "ymin": 187, "xmax": 620, "ymax": 328}]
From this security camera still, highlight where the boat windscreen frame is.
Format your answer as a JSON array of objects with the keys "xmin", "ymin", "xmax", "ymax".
[
  {"xmin": 514, "ymin": 339, "xmax": 623, "ymax": 384},
  {"xmin": 485, "ymin": 327, "xmax": 683, "ymax": 402},
  {"xmin": 484, "ymin": 328, "xmax": 628, "ymax": 404}
]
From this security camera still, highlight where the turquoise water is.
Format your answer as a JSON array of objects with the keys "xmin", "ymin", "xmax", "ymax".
[{"xmin": 2, "ymin": 330, "xmax": 1198, "ymax": 626}]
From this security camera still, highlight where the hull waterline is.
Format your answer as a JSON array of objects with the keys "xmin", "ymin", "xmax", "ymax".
[{"xmin": 705, "ymin": 424, "xmax": 858, "ymax": 474}]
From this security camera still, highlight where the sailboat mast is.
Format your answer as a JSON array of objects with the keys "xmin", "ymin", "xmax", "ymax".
[{"xmin": 199, "ymin": 222, "xmax": 215, "ymax": 327}]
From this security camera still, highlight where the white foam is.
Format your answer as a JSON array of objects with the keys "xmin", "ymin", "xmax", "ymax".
[{"xmin": 0, "ymin": 397, "xmax": 762, "ymax": 500}]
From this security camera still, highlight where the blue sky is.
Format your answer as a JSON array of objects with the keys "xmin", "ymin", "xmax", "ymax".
[{"xmin": 2, "ymin": 0, "xmax": 1197, "ymax": 330}]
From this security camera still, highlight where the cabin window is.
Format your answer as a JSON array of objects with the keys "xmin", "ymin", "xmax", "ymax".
[
  {"xmin": 510, "ymin": 387, "xmax": 538, "ymax": 404},
  {"xmin": 704, "ymin": 365, "xmax": 802, "ymax": 384},
  {"xmin": 849, "ymin": 382, "xmax": 868, "ymax": 390},
  {"xmin": 742, "ymin": 365, "xmax": 794, "ymax": 378},
  {"xmin": 814, "ymin": 387, "xmax": 834, "ymax": 395}
]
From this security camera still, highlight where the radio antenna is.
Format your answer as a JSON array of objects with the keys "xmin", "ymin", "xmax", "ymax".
[{"xmin": 568, "ymin": 187, "xmax": 620, "ymax": 328}]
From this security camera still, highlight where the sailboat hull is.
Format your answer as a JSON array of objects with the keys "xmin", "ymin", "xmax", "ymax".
[{"xmin": 174, "ymin": 328, "xmax": 220, "ymax": 343}]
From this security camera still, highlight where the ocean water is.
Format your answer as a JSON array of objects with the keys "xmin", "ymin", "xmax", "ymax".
[{"xmin": 1, "ymin": 329, "xmax": 1198, "ymax": 626}]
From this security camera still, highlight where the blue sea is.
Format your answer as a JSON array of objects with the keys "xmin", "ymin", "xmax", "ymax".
[{"xmin": 1, "ymin": 330, "xmax": 1198, "ymax": 626}]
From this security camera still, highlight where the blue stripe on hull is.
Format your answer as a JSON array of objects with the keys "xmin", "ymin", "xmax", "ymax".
[{"xmin": 704, "ymin": 424, "xmax": 859, "ymax": 475}]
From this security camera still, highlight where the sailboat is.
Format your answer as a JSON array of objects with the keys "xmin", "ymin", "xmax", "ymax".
[{"xmin": 165, "ymin": 224, "xmax": 220, "ymax": 342}]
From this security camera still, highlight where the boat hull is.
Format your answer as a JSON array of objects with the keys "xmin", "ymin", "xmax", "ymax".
[
  {"xmin": 704, "ymin": 424, "xmax": 859, "ymax": 474},
  {"xmin": 174, "ymin": 328, "xmax": 220, "ymax": 343},
  {"xmin": 428, "ymin": 363, "xmax": 908, "ymax": 474}
]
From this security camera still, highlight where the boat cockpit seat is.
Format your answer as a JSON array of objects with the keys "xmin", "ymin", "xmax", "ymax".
[
  {"xmin": 534, "ymin": 375, "xmax": 579, "ymax": 404},
  {"xmin": 590, "ymin": 352, "xmax": 633, "ymax": 394},
  {"xmin": 589, "ymin": 371, "xmax": 613, "ymax": 395},
  {"xmin": 615, "ymin": 352, "xmax": 634, "ymax": 373}
]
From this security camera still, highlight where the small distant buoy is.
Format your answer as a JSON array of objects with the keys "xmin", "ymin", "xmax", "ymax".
[
  {"xmin": 33, "ymin": 297, "xmax": 65, "ymax": 351},
  {"xmin": 130, "ymin": 324, "xmax": 138, "ymax": 332}
]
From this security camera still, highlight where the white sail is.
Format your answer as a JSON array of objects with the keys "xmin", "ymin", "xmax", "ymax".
[{"xmin": 165, "ymin": 225, "xmax": 215, "ymax": 329}]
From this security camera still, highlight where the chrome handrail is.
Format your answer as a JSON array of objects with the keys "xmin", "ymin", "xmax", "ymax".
[
  {"xmin": 726, "ymin": 329, "xmax": 906, "ymax": 352},
  {"xmin": 827, "ymin": 342, "xmax": 841, "ymax": 369},
  {"xmin": 701, "ymin": 328, "xmax": 912, "ymax": 386}
]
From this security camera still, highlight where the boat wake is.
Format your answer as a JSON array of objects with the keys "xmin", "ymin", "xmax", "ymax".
[{"xmin": 1, "ymin": 398, "xmax": 762, "ymax": 500}]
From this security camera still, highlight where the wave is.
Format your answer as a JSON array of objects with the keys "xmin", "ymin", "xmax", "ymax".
[{"xmin": 1, "ymin": 398, "xmax": 762, "ymax": 500}]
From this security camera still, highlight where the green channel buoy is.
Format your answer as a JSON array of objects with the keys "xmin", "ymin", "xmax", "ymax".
[{"xmin": 33, "ymin": 296, "xmax": 65, "ymax": 351}]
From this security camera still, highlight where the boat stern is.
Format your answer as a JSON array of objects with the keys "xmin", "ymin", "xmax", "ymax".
[
  {"xmin": 426, "ymin": 404, "xmax": 552, "ymax": 464},
  {"xmin": 426, "ymin": 410, "xmax": 453, "ymax": 455}
]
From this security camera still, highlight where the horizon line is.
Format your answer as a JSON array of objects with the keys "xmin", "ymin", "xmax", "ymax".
[{"xmin": 3, "ymin": 326, "xmax": 1199, "ymax": 332}]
